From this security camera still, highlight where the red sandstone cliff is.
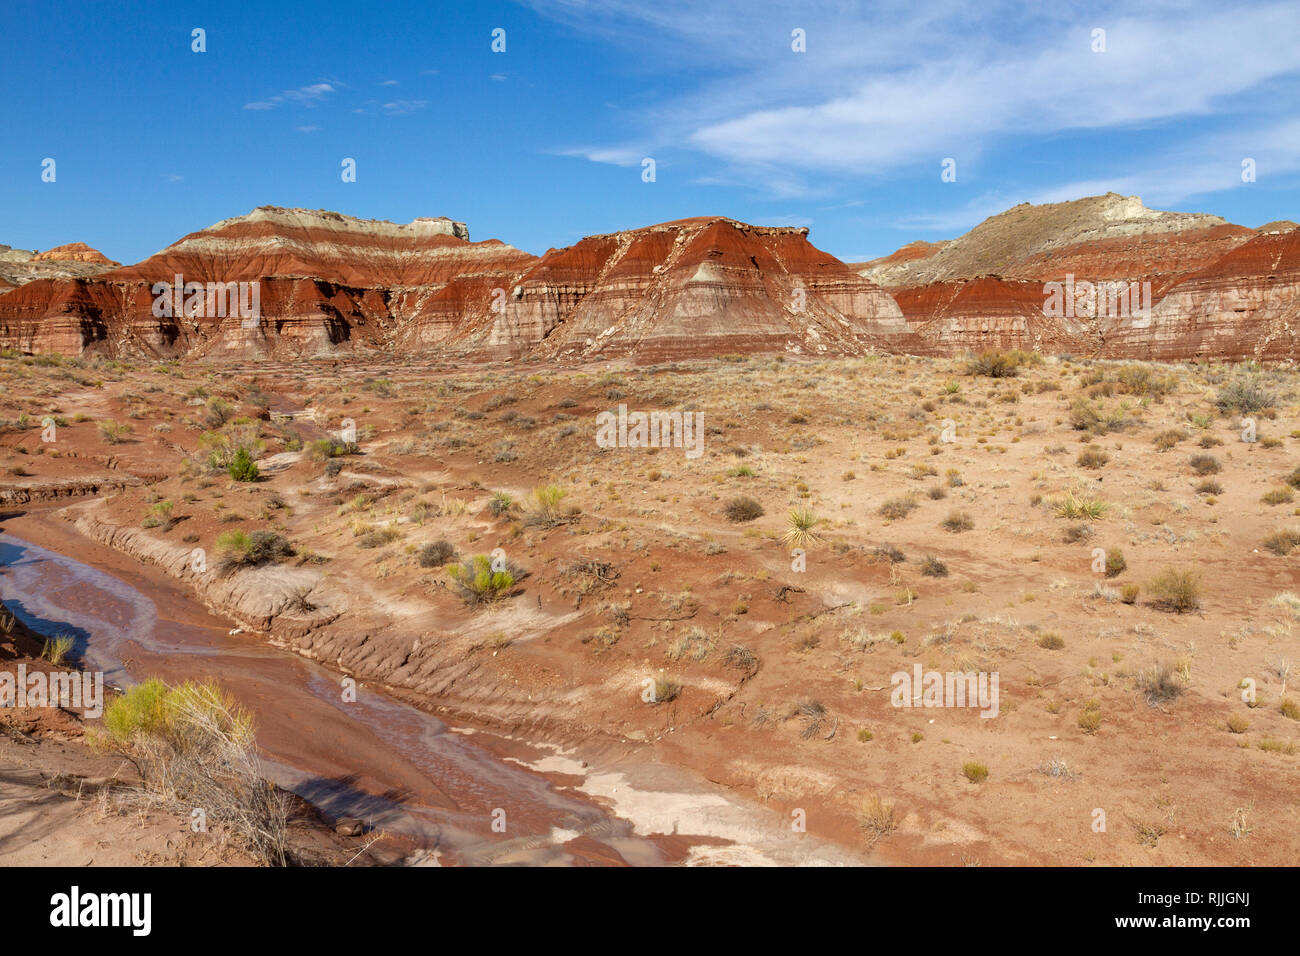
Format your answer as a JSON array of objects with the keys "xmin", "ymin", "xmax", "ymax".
[
  {"xmin": 867, "ymin": 194, "xmax": 1295, "ymax": 359},
  {"xmin": 488, "ymin": 217, "xmax": 916, "ymax": 361},
  {"xmin": 2, "ymin": 196, "xmax": 1297, "ymax": 363}
]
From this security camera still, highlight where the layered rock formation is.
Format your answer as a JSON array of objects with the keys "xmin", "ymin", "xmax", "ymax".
[
  {"xmin": 859, "ymin": 193, "xmax": 1241, "ymax": 288},
  {"xmin": 0, "ymin": 208, "xmax": 535, "ymax": 359},
  {"xmin": 0, "ymin": 242, "xmax": 119, "ymax": 288},
  {"xmin": 867, "ymin": 194, "xmax": 1294, "ymax": 359},
  {"xmin": 493, "ymin": 217, "xmax": 916, "ymax": 361},
  {"xmin": 1, "ymin": 196, "xmax": 1297, "ymax": 363},
  {"xmin": 1108, "ymin": 227, "xmax": 1300, "ymax": 361}
]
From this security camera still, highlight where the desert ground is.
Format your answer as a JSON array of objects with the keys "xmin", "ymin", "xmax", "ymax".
[{"xmin": 3, "ymin": 346, "xmax": 1299, "ymax": 865}]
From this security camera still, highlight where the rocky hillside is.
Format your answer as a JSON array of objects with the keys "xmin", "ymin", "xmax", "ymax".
[
  {"xmin": 0, "ymin": 242, "xmax": 119, "ymax": 287},
  {"xmin": 486, "ymin": 217, "xmax": 915, "ymax": 361},
  {"xmin": 862, "ymin": 194, "xmax": 1297, "ymax": 359},
  {"xmin": 858, "ymin": 193, "xmax": 1245, "ymax": 288},
  {"xmin": 1, "ymin": 196, "xmax": 1296, "ymax": 362}
]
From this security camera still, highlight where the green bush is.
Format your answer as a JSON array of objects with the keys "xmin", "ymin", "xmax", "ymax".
[
  {"xmin": 228, "ymin": 446, "xmax": 260, "ymax": 482},
  {"xmin": 215, "ymin": 529, "xmax": 294, "ymax": 572},
  {"xmin": 525, "ymin": 484, "xmax": 574, "ymax": 527},
  {"xmin": 448, "ymin": 554, "xmax": 524, "ymax": 605}
]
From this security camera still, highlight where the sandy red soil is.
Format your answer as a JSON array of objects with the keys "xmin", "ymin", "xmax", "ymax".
[{"xmin": 3, "ymin": 348, "xmax": 1300, "ymax": 865}]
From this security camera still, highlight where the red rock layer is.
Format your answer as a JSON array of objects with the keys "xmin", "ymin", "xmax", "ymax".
[
  {"xmin": 1107, "ymin": 227, "xmax": 1300, "ymax": 361},
  {"xmin": 892, "ymin": 276, "xmax": 1096, "ymax": 355},
  {"xmin": 31, "ymin": 243, "xmax": 119, "ymax": 266},
  {"xmin": 3, "ymin": 199, "xmax": 1298, "ymax": 364},
  {"xmin": 0, "ymin": 208, "xmax": 536, "ymax": 359},
  {"xmin": 1006, "ymin": 224, "xmax": 1253, "ymax": 297},
  {"xmin": 488, "ymin": 218, "xmax": 916, "ymax": 362}
]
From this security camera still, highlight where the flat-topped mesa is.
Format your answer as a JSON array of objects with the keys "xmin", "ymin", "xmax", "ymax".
[
  {"xmin": 456, "ymin": 216, "xmax": 916, "ymax": 361},
  {"xmin": 4, "ymin": 198, "xmax": 1299, "ymax": 363},
  {"xmin": 109, "ymin": 206, "xmax": 526, "ymax": 288},
  {"xmin": 0, "ymin": 208, "xmax": 536, "ymax": 360}
]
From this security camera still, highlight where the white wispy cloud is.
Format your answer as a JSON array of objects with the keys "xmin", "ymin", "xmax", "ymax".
[
  {"xmin": 528, "ymin": 0, "xmax": 1300, "ymax": 206},
  {"xmin": 381, "ymin": 100, "xmax": 428, "ymax": 115},
  {"xmin": 244, "ymin": 82, "xmax": 337, "ymax": 111}
]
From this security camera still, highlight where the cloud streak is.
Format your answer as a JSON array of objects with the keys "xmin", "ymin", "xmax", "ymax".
[
  {"xmin": 243, "ymin": 82, "xmax": 337, "ymax": 111},
  {"xmin": 531, "ymin": 0, "xmax": 1300, "ymax": 208}
]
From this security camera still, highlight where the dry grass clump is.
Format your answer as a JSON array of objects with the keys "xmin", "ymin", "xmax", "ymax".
[
  {"xmin": 417, "ymin": 539, "xmax": 457, "ymax": 568},
  {"xmin": 649, "ymin": 675, "xmax": 680, "ymax": 704},
  {"xmin": 941, "ymin": 510, "xmax": 974, "ymax": 533},
  {"xmin": 1216, "ymin": 375, "xmax": 1274, "ymax": 414},
  {"xmin": 966, "ymin": 349, "xmax": 1038, "ymax": 378},
  {"xmin": 724, "ymin": 495, "xmax": 764, "ymax": 523},
  {"xmin": 1076, "ymin": 447, "xmax": 1110, "ymax": 469},
  {"xmin": 919, "ymin": 555, "xmax": 948, "ymax": 577},
  {"xmin": 878, "ymin": 495, "xmax": 917, "ymax": 520},
  {"xmin": 1145, "ymin": 567, "xmax": 1203, "ymax": 613},
  {"xmin": 1136, "ymin": 660, "xmax": 1184, "ymax": 706},
  {"xmin": 859, "ymin": 792, "xmax": 896, "ymax": 845},
  {"xmin": 1262, "ymin": 528, "xmax": 1300, "ymax": 556},
  {"xmin": 1103, "ymin": 548, "xmax": 1126, "ymax": 578},
  {"xmin": 1153, "ymin": 428, "xmax": 1187, "ymax": 451},
  {"xmin": 96, "ymin": 678, "xmax": 290, "ymax": 865}
]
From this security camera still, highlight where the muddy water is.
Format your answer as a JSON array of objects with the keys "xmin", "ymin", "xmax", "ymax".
[{"xmin": 0, "ymin": 531, "xmax": 671, "ymax": 865}]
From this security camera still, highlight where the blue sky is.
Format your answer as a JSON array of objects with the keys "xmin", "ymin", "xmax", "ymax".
[{"xmin": 2, "ymin": 0, "xmax": 1297, "ymax": 266}]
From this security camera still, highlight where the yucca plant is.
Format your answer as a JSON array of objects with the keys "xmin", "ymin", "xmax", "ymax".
[
  {"xmin": 782, "ymin": 507, "xmax": 820, "ymax": 548},
  {"xmin": 41, "ymin": 634, "xmax": 75, "ymax": 666},
  {"xmin": 1053, "ymin": 490, "xmax": 1110, "ymax": 520}
]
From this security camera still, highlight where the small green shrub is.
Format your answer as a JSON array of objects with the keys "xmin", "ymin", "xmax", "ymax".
[
  {"xmin": 228, "ymin": 446, "xmax": 260, "ymax": 482},
  {"xmin": 448, "ymin": 554, "xmax": 524, "ymax": 605}
]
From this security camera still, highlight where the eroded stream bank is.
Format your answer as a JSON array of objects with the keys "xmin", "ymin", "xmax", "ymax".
[{"xmin": 0, "ymin": 513, "xmax": 861, "ymax": 866}]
